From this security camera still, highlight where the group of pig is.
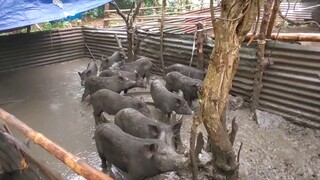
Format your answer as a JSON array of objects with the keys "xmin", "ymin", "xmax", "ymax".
[{"xmin": 77, "ymin": 51, "xmax": 206, "ymax": 180}]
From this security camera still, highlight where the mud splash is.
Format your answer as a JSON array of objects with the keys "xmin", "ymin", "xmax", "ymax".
[{"xmin": 0, "ymin": 59, "xmax": 319, "ymax": 179}]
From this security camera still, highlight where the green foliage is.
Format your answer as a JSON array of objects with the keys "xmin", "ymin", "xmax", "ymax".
[
  {"xmin": 41, "ymin": 21, "xmax": 71, "ymax": 30},
  {"xmin": 84, "ymin": 5, "xmax": 105, "ymax": 19}
]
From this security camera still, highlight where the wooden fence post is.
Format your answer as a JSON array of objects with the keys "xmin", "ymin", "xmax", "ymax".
[
  {"xmin": 251, "ymin": 0, "xmax": 274, "ymax": 118},
  {"xmin": 159, "ymin": 0, "xmax": 167, "ymax": 77},
  {"xmin": 104, "ymin": 3, "xmax": 110, "ymax": 27},
  {"xmin": 196, "ymin": 22, "xmax": 204, "ymax": 70}
]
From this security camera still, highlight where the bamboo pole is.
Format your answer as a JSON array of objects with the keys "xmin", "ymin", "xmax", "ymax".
[
  {"xmin": 159, "ymin": 0, "xmax": 166, "ymax": 77},
  {"xmin": 266, "ymin": 0, "xmax": 280, "ymax": 38},
  {"xmin": 212, "ymin": 33, "xmax": 320, "ymax": 42},
  {"xmin": 0, "ymin": 108, "xmax": 113, "ymax": 180}
]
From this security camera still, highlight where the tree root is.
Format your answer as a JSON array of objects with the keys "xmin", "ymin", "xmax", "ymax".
[{"xmin": 228, "ymin": 118, "xmax": 238, "ymax": 146}]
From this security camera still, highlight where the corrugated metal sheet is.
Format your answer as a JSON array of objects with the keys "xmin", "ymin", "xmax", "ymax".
[
  {"xmin": 138, "ymin": 31, "xmax": 257, "ymax": 101},
  {"xmin": 82, "ymin": 27, "xmax": 128, "ymax": 59},
  {"xmin": 0, "ymin": 28, "xmax": 84, "ymax": 72},
  {"xmin": 232, "ymin": 43, "xmax": 258, "ymax": 102},
  {"xmin": 137, "ymin": 2, "xmax": 318, "ymax": 34},
  {"xmin": 260, "ymin": 41, "xmax": 320, "ymax": 128},
  {"xmin": 1, "ymin": 26, "xmax": 317, "ymax": 128}
]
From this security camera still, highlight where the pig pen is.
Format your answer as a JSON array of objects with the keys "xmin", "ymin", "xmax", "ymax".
[{"xmin": 0, "ymin": 58, "xmax": 319, "ymax": 180}]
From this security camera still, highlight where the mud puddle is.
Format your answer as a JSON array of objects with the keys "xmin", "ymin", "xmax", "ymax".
[{"xmin": 0, "ymin": 59, "xmax": 319, "ymax": 179}]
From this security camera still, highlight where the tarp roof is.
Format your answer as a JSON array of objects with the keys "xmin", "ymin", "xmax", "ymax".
[{"xmin": 0, "ymin": 0, "xmax": 113, "ymax": 32}]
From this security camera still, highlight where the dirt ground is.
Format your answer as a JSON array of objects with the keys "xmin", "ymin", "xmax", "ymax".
[{"xmin": 0, "ymin": 59, "xmax": 319, "ymax": 180}]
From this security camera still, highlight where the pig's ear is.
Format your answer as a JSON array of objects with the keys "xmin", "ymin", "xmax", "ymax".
[
  {"xmin": 118, "ymin": 75, "xmax": 125, "ymax": 82},
  {"xmin": 139, "ymin": 97, "xmax": 145, "ymax": 103},
  {"xmin": 148, "ymin": 125, "xmax": 161, "ymax": 138},
  {"xmin": 177, "ymin": 90, "xmax": 184, "ymax": 97},
  {"xmin": 134, "ymin": 70, "xmax": 139, "ymax": 79},
  {"xmin": 176, "ymin": 98, "xmax": 182, "ymax": 106},
  {"xmin": 86, "ymin": 70, "xmax": 92, "ymax": 75},
  {"xmin": 143, "ymin": 143, "xmax": 158, "ymax": 159},
  {"xmin": 171, "ymin": 121, "xmax": 182, "ymax": 136},
  {"xmin": 119, "ymin": 61, "xmax": 124, "ymax": 68}
]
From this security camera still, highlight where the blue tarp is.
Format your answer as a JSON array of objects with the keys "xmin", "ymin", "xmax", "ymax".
[{"xmin": 0, "ymin": 0, "xmax": 113, "ymax": 31}]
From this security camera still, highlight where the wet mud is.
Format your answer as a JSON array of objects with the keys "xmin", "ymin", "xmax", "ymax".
[{"xmin": 0, "ymin": 59, "xmax": 319, "ymax": 179}]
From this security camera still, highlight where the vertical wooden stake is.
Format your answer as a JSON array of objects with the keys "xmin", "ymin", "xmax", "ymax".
[
  {"xmin": 196, "ymin": 22, "xmax": 204, "ymax": 70},
  {"xmin": 251, "ymin": 0, "xmax": 273, "ymax": 117},
  {"xmin": 266, "ymin": 0, "xmax": 280, "ymax": 38},
  {"xmin": 159, "ymin": 0, "xmax": 166, "ymax": 77},
  {"xmin": 104, "ymin": 3, "xmax": 110, "ymax": 27}
]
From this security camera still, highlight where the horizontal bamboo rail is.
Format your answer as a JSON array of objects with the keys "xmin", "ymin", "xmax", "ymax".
[
  {"xmin": 247, "ymin": 33, "xmax": 320, "ymax": 42},
  {"xmin": 0, "ymin": 108, "xmax": 112, "ymax": 180},
  {"xmin": 211, "ymin": 33, "xmax": 320, "ymax": 42},
  {"xmin": 105, "ymin": 3, "xmax": 210, "ymax": 13}
]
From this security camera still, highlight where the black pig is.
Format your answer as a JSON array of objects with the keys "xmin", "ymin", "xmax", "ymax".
[
  {"xmin": 90, "ymin": 89, "xmax": 151, "ymax": 124},
  {"xmin": 150, "ymin": 79, "xmax": 192, "ymax": 117},
  {"xmin": 94, "ymin": 123, "xmax": 188, "ymax": 180},
  {"xmin": 166, "ymin": 63, "xmax": 206, "ymax": 80},
  {"xmin": 78, "ymin": 62, "xmax": 98, "ymax": 86}
]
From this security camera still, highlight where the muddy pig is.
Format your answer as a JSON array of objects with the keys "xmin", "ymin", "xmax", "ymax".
[
  {"xmin": 111, "ymin": 57, "xmax": 153, "ymax": 82},
  {"xmin": 95, "ymin": 123, "xmax": 188, "ymax": 180},
  {"xmin": 166, "ymin": 71, "xmax": 203, "ymax": 106},
  {"xmin": 114, "ymin": 108, "xmax": 182, "ymax": 149},
  {"xmin": 90, "ymin": 89, "xmax": 151, "ymax": 124},
  {"xmin": 78, "ymin": 62, "xmax": 98, "ymax": 86},
  {"xmin": 99, "ymin": 69, "xmax": 135, "ymax": 77},
  {"xmin": 166, "ymin": 63, "xmax": 206, "ymax": 80},
  {"xmin": 81, "ymin": 75, "xmax": 136, "ymax": 101},
  {"xmin": 99, "ymin": 69, "xmax": 146, "ymax": 93},
  {"xmin": 151, "ymin": 79, "xmax": 192, "ymax": 117},
  {"xmin": 100, "ymin": 51, "xmax": 123, "ymax": 71}
]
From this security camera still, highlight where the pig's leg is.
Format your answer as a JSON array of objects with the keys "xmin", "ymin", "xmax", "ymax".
[
  {"xmin": 81, "ymin": 88, "xmax": 90, "ymax": 101},
  {"xmin": 171, "ymin": 111, "xmax": 186, "ymax": 154},
  {"xmin": 93, "ymin": 109, "xmax": 104, "ymax": 125},
  {"xmin": 175, "ymin": 133, "xmax": 186, "ymax": 154},
  {"xmin": 98, "ymin": 153, "xmax": 107, "ymax": 168}
]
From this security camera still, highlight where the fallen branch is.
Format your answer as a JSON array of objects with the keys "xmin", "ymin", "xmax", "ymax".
[
  {"xmin": 0, "ymin": 108, "xmax": 112, "ymax": 180},
  {"xmin": 114, "ymin": 34, "xmax": 128, "ymax": 60},
  {"xmin": 84, "ymin": 42, "xmax": 97, "ymax": 61},
  {"xmin": 237, "ymin": 142, "xmax": 243, "ymax": 163}
]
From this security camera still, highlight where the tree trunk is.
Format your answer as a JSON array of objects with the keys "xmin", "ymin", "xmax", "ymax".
[
  {"xmin": 202, "ymin": 31, "xmax": 241, "ymax": 178},
  {"xmin": 127, "ymin": 30, "xmax": 134, "ymax": 62},
  {"xmin": 200, "ymin": 0, "xmax": 262, "ymax": 178}
]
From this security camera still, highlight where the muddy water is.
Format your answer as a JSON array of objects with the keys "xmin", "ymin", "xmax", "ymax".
[
  {"xmin": 0, "ymin": 58, "xmax": 99, "ymax": 179},
  {"xmin": 0, "ymin": 59, "xmax": 319, "ymax": 180}
]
